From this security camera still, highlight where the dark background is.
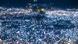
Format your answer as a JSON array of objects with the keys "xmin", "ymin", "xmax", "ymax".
[{"xmin": 0, "ymin": 0, "xmax": 78, "ymax": 8}]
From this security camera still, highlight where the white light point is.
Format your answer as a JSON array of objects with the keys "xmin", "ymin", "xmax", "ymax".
[{"xmin": 38, "ymin": 39, "xmax": 42, "ymax": 41}]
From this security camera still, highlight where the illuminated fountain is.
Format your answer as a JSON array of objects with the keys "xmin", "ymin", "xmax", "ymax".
[{"xmin": 0, "ymin": 7, "xmax": 78, "ymax": 44}]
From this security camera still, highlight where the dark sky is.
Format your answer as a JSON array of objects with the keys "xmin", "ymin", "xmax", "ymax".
[{"xmin": 0, "ymin": 0, "xmax": 78, "ymax": 8}]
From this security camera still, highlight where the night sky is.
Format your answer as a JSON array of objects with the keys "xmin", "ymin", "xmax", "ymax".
[{"xmin": 0, "ymin": 0, "xmax": 78, "ymax": 8}]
